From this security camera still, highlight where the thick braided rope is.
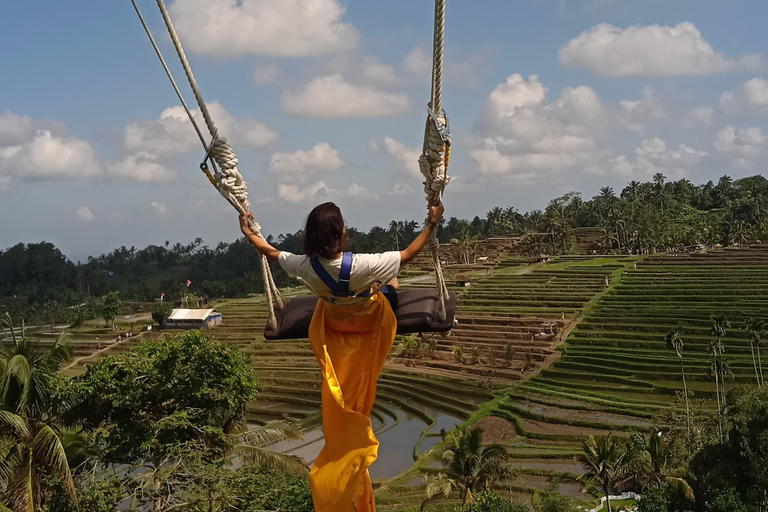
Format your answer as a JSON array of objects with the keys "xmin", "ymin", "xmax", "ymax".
[
  {"xmin": 152, "ymin": 0, "xmax": 283, "ymax": 327},
  {"xmin": 419, "ymin": 0, "xmax": 450, "ymax": 321}
]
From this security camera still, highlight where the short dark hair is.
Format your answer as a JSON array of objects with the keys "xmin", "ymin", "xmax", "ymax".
[{"xmin": 303, "ymin": 202, "xmax": 346, "ymax": 259}]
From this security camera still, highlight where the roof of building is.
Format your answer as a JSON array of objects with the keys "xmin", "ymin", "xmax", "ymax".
[{"xmin": 168, "ymin": 308, "xmax": 217, "ymax": 321}]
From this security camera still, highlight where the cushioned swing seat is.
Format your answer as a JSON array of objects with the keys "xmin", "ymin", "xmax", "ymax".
[{"xmin": 263, "ymin": 289, "xmax": 458, "ymax": 340}]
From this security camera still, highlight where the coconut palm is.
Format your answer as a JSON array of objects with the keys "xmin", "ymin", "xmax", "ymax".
[
  {"xmin": 439, "ymin": 426, "xmax": 511, "ymax": 511},
  {"xmin": 624, "ymin": 431, "xmax": 694, "ymax": 500},
  {"xmin": 0, "ymin": 313, "xmax": 77, "ymax": 512},
  {"xmin": 741, "ymin": 318, "xmax": 765, "ymax": 387},
  {"xmin": 710, "ymin": 314, "xmax": 731, "ymax": 411},
  {"xmin": 578, "ymin": 434, "xmax": 627, "ymax": 512},
  {"xmin": 665, "ymin": 328, "xmax": 691, "ymax": 439}
]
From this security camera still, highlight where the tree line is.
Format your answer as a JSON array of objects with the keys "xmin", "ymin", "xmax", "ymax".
[{"xmin": 3, "ymin": 174, "xmax": 768, "ymax": 322}]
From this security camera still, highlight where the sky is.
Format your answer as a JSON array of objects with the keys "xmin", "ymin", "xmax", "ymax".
[{"xmin": 2, "ymin": 0, "xmax": 768, "ymax": 262}]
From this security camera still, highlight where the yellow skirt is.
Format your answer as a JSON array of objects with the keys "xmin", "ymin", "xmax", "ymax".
[{"xmin": 308, "ymin": 293, "xmax": 397, "ymax": 512}]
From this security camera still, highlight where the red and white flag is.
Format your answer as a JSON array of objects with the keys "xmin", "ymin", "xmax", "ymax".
[{"xmin": 186, "ymin": 279, "xmax": 192, "ymax": 287}]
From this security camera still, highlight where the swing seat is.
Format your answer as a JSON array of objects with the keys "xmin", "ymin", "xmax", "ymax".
[{"xmin": 263, "ymin": 289, "xmax": 458, "ymax": 340}]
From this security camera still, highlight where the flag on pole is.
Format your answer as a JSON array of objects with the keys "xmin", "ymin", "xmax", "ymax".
[{"xmin": 187, "ymin": 279, "xmax": 192, "ymax": 287}]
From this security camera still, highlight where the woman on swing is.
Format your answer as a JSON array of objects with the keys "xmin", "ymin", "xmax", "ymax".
[{"xmin": 239, "ymin": 201, "xmax": 444, "ymax": 512}]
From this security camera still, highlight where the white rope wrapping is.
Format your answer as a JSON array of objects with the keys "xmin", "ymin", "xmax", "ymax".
[
  {"xmin": 150, "ymin": 0, "xmax": 283, "ymax": 329},
  {"xmin": 420, "ymin": 0, "xmax": 450, "ymax": 321}
]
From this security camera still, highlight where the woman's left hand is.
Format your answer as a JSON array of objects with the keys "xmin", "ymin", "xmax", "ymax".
[{"xmin": 239, "ymin": 211, "xmax": 254, "ymax": 235}]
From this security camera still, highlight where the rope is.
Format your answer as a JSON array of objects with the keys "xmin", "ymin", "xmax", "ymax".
[
  {"xmin": 420, "ymin": 0, "xmax": 450, "ymax": 321},
  {"xmin": 132, "ymin": 0, "xmax": 283, "ymax": 328}
]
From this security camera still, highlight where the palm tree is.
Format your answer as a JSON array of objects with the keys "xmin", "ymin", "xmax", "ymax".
[
  {"xmin": 665, "ymin": 328, "xmax": 691, "ymax": 440},
  {"xmin": 624, "ymin": 431, "xmax": 694, "ymax": 499},
  {"xmin": 579, "ymin": 434, "xmax": 627, "ymax": 512},
  {"xmin": 0, "ymin": 313, "xmax": 77, "ymax": 512},
  {"xmin": 710, "ymin": 314, "xmax": 731, "ymax": 410},
  {"xmin": 741, "ymin": 318, "xmax": 765, "ymax": 387},
  {"xmin": 437, "ymin": 426, "xmax": 511, "ymax": 511}
]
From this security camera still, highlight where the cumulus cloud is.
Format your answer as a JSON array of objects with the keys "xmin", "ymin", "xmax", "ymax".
[
  {"xmin": 124, "ymin": 101, "xmax": 278, "ymax": 156},
  {"xmin": 0, "ymin": 112, "xmax": 33, "ymax": 146},
  {"xmin": 720, "ymin": 78, "xmax": 768, "ymax": 113},
  {"xmin": 77, "ymin": 206, "xmax": 96, "ymax": 223},
  {"xmin": 360, "ymin": 56, "xmax": 400, "ymax": 88},
  {"xmin": 269, "ymin": 143, "xmax": 343, "ymax": 182},
  {"xmin": 282, "ymin": 74, "xmax": 410, "ymax": 118},
  {"xmin": 470, "ymin": 75, "xmax": 605, "ymax": 180},
  {"xmin": 682, "ymin": 106, "xmax": 715, "ymax": 128},
  {"xmin": 0, "ymin": 129, "xmax": 101, "ymax": 181},
  {"xmin": 253, "ymin": 63, "xmax": 281, "ymax": 86},
  {"xmin": 108, "ymin": 153, "xmax": 177, "ymax": 182},
  {"xmin": 595, "ymin": 138, "xmax": 707, "ymax": 178},
  {"xmin": 151, "ymin": 201, "xmax": 168, "ymax": 218},
  {"xmin": 715, "ymin": 125, "xmax": 768, "ymax": 166},
  {"xmin": 403, "ymin": 46, "xmax": 493, "ymax": 89},
  {"xmin": 277, "ymin": 180, "xmax": 372, "ymax": 203},
  {"xmin": 370, "ymin": 137, "xmax": 422, "ymax": 178},
  {"xmin": 619, "ymin": 88, "xmax": 667, "ymax": 132},
  {"xmin": 560, "ymin": 22, "xmax": 761, "ymax": 76},
  {"xmin": 168, "ymin": 0, "xmax": 360, "ymax": 58}
]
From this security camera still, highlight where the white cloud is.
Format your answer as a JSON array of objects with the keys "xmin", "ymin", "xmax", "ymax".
[
  {"xmin": 277, "ymin": 181, "xmax": 374, "ymax": 203},
  {"xmin": 151, "ymin": 201, "xmax": 168, "ymax": 218},
  {"xmin": 682, "ymin": 106, "xmax": 714, "ymax": 128},
  {"xmin": 253, "ymin": 63, "xmax": 281, "ymax": 86},
  {"xmin": 278, "ymin": 181, "xmax": 330, "ymax": 203},
  {"xmin": 0, "ymin": 129, "xmax": 101, "ymax": 181},
  {"xmin": 715, "ymin": 125, "xmax": 768, "ymax": 166},
  {"xmin": 360, "ymin": 56, "xmax": 400, "ymax": 87},
  {"xmin": 370, "ymin": 137, "xmax": 422, "ymax": 178},
  {"xmin": 403, "ymin": 46, "xmax": 493, "ymax": 89},
  {"xmin": 77, "ymin": 206, "xmax": 96, "ymax": 223},
  {"xmin": 124, "ymin": 101, "xmax": 278, "ymax": 156},
  {"xmin": 619, "ymin": 87, "xmax": 666, "ymax": 132},
  {"xmin": 269, "ymin": 143, "xmax": 343, "ymax": 183},
  {"xmin": 282, "ymin": 74, "xmax": 410, "ymax": 118},
  {"xmin": 471, "ymin": 75, "xmax": 605, "ymax": 180},
  {"xmin": 595, "ymin": 138, "xmax": 707, "ymax": 178},
  {"xmin": 169, "ymin": 0, "xmax": 360, "ymax": 58},
  {"xmin": 108, "ymin": 153, "xmax": 177, "ymax": 182},
  {"xmin": 720, "ymin": 78, "xmax": 768, "ymax": 113},
  {"xmin": 560, "ymin": 22, "xmax": 761, "ymax": 76},
  {"xmin": 0, "ymin": 112, "xmax": 33, "ymax": 146}
]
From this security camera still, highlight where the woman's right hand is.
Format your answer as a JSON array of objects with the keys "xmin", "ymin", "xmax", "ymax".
[
  {"xmin": 239, "ymin": 211, "xmax": 254, "ymax": 235},
  {"xmin": 428, "ymin": 203, "xmax": 445, "ymax": 225}
]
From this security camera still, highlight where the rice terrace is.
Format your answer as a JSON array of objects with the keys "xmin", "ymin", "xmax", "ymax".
[{"xmin": 3, "ymin": 1, "xmax": 768, "ymax": 512}]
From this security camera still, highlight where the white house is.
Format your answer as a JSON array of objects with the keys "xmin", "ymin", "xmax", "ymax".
[{"xmin": 165, "ymin": 308, "xmax": 223, "ymax": 329}]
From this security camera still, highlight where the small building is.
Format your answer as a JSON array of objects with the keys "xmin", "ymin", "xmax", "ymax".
[
  {"xmin": 535, "ymin": 254, "xmax": 552, "ymax": 264},
  {"xmin": 165, "ymin": 308, "xmax": 222, "ymax": 329},
  {"xmin": 454, "ymin": 275, "xmax": 472, "ymax": 287}
]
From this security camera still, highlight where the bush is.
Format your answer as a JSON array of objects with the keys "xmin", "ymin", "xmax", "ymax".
[
  {"xmin": 532, "ymin": 483, "xmax": 576, "ymax": 512},
  {"xmin": 637, "ymin": 488, "xmax": 670, "ymax": 512},
  {"xmin": 472, "ymin": 490, "xmax": 530, "ymax": 512},
  {"xmin": 151, "ymin": 301, "xmax": 173, "ymax": 326}
]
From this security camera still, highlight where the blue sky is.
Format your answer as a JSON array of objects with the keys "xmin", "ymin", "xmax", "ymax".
[{"xmin": 2, "ymin": 0, "xmax": 768, "ymax": 262}]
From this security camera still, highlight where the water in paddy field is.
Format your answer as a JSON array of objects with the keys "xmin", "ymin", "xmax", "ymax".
[{"xmin": 263, "ymin": 403, "xmax": 463, "ymax": 480}]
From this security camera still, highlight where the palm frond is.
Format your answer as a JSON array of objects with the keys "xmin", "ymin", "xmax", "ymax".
[
  {"xmin": 236, "ymin": 422, "xmax": 303, "ymax": 447},
  {"xmin": 1, "ymin": 354, "xmax": 32, "ymax": 412},
  {"xmin": 0, "ymin": 410, "xmax": 30, "ymax": 438},
  {"xmin": 46, "ymin": 332, "xmax": 73, "ymax": 370},
  {"xmin": 31, "ymin": 424, "xmax": 77, "ymax": 504},
  {"xmin": 7, "ymin": 449, "xmax": 33, "ymax": 512},
  {"xmin": 233, "ymin": 445, "xmax": 309, "ymax": 477},
  {"xmin": 666, "ymin": 476, "xmax": 695, "ymax": 501}
]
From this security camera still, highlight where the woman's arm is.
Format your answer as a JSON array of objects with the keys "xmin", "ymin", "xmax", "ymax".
[
  {"xmin": 239, "ymin": 211, "xmax": 281, "ymax": 261},
  {"xmin": 400, "ymin": 203, "xmax": 445, "ymax": 265}
]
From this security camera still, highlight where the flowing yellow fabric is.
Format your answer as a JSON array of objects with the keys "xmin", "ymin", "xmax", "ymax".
[{"xmin": 308, "ymin": 293, "xmax": 397, "ymax": 512}]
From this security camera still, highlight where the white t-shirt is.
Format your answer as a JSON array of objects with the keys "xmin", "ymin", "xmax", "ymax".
[{"xmin": 278, "ymin": 251, "xmax": 401, "ymax": 306}]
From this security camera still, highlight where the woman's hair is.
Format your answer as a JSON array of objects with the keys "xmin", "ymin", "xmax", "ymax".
[{"xmin": 303, "ymin": 202, "xmax": 346, "ymax": 259}]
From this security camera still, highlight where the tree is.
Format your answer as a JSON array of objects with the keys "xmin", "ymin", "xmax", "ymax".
[
  {"xmin": 709, "ymin": 314, "xmax": 731, "ymax": 438},
  {"xmin": 503, "ymin": 343, "xmax": 516, "ymax": 367},
  {"xmin": 665, "ymin": 328, "xmax": 691, "ymax": 440},
  {"xmin": 101, "ymin": 291, "xmax": 121, "ymax": 330},
  {"xmin": 636, "ymin": 488, "xmax": 670, "ymax": 512},
  {"xmin": 431, "ymin": 426, "xmax": 512, "ymax": 511},
  {"xmin": 68, "ymin": 331, "xmax": 302, "ymax": 512},
  {"xmin": 741, "ymin": 318, "xmax": 765, "ymax": 387},
  {"xmin": 151, "ymin": 301, "xmax": 173, "ymax": 327},
  {"xmin": 0, "ymin": 313, "xmax": 77, "ymax": 512},
  {"xmin": 624, "ymin": 431, "xmax": 693, "ymax": 499},
  {"xmin": 578, "ymin": 434, "xmax": 627, "ymax": 512}
]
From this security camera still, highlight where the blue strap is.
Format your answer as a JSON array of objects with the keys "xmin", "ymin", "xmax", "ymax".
[{"xmin": 310, "ymin": 252, "xmax": 360, "ymax": 298}]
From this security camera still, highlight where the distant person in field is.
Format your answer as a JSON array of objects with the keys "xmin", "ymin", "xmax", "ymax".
[{"xmin": 239, "ymin": 201, "xmax": 444, "ymax": 512}]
